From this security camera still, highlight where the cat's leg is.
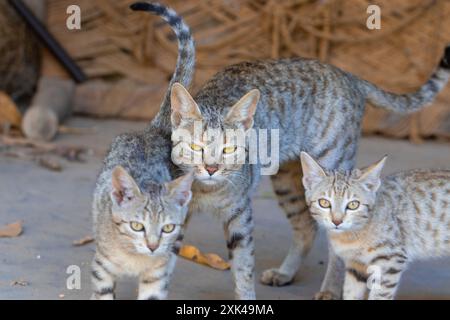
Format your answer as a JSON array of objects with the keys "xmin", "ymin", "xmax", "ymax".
[
  {"xmin": 342, "ymin": 265, "xmax": 368, "ymax": 300},
  {"xmin": 314, "ymin": 243, "xmax": 346, "ymax": 300},
  {"xmin": 223, "ymin": 197, "xmax": 256, "ymax": 300},
  {"xmin": 91, "ymin": 251, "xmax": 117, "ymax": 300},
  {"xmin": 138, "ymin": 254, "xmax": 177, "ymax": 300},
  {"xmin": 367, "ymin": 259, "xmax": 406, "ymax": 300},
  {"xmin": 261, "ymin": 161, "xmax": 318, "ymax": 286}
]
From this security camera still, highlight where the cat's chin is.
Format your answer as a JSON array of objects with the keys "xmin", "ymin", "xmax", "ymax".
[
  {"xmin": 197, "ymin": 178, "xmax": 220, "ymax": 186},
  {"xmin": 137, "ymin": 249, "xmax": 162, "ymax": 257},
  {"xmin": 328, "ymin": 227, "xmax": 349, "ymax": 233},
  {"xmin": 328, "ymin": 225, "xmax": 360, "ymax": 234}
]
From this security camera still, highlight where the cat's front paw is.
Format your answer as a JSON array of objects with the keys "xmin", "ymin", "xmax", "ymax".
[
  {"xmin": 313, "ymin": 291, "xmax": 339, "ymax": 300},
  {"xmin": 260, "ymin": 268, "xmax": 294, "ymax": 286}
]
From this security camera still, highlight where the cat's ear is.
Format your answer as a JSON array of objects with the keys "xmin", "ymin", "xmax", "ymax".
[
  {"xmin": 110, "ymin": 166, "xmax": 141, "ymax": 208},
  {"xmin": 300, "ymin": 152, "xmax": 327, "ymax": 190},
  {"xmin": 357, "ymin": 156, "xmax": 387, "ymax": 192},
  {"xmin": 171, "ymin": 83, "xmax": 202, "ymax": 127},
  {"xmin": 166, "ymin": 172, "xmax": 194, "ymax": 207},
  {"xmin": 225, "ymin": 89, "xmax": 260, "ymax": 130}
]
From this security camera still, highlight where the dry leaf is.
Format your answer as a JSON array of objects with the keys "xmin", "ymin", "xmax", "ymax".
[
  {"xmin": 37, "ymin": 157, "xmax": 62, "ymax": 171},
  {"xmin": 73, "ymin": 235, "xmax": 94, "ymax": 246},
  {"xmin": 0, "ymin": 92, "xmax": 22, "ymax": 129},
  {"xmin": 0, "ymin": 133, "xmax": 90, "ymax": 173},
  {"xmin": 10, "ymin": 279, "xmax": 28, "ymax": 286},
  {"xmin": 0, "ymin": 221, "xmax": 23, "ymax": 238},
  {"xmin": 179, "ymin": 245, "xmax": 230, "ymax": 270},
  {"xmin": 58, "ymin": 125, "xmax": 96, "ymax": 135}
]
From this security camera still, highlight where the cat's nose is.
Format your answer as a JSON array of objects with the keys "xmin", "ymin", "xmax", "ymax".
[
  {"xmin": 147, "ymin": 243, "xmax": 159, "ymax": 252},
  {"xmin": 205, "ymin": 166, "xmax": 219, "ymax": 176},
  {"xmin": 332, "ymin": 219, "xmax": 343, "ymax": 227}
]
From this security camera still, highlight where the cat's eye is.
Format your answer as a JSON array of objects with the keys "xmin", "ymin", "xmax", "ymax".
[
  {"xmin": 130, "ymin": 221, "xmax": 144, "ymax": 231},
  {"xmin": 318, "ymin": 198, "xmax": 331, "ymax": 209},
  {"xmin": 223, "ymin": 146, "xmax": 237, "ymax": 154},
  {"xmin": 347, "ymin": 200, "xmax": 360, "ymax": 210},
  {"xmin": 190, "ymin": 143, "xmax": 202, "ymax": 151},
  {"xmin": 162, "ymin": 224, "xmax": 176, "ymax": 233}
]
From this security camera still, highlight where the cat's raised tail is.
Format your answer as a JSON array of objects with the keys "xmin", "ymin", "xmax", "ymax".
[
  {"xmin": 130, "ymin": 2, "xmax": 195, "ymax": 127},
  {"xmin": 359, "ymin": 45, "xmax": 450, "ymax": 113}
]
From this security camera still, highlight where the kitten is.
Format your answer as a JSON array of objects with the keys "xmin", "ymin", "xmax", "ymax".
[
  {"xmin": 300, "ymin": 152, "xmax": 450, "ymax": 300},
  {"xmin": 91, "ymin": 2, "xmax": 195, "ymax": 300},
  {"xmin": 92, "ymin": 166, "xmax": 193, "ymax": 300},
  {"xmin": 170, "ymin": 46, "xmax": 450, "ymax": 299}
]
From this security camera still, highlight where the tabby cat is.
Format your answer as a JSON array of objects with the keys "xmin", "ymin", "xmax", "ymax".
[
  {"xmin": 300, "ymin": 152, "xmax": 450, "ymax": 300},
  {"xmin": 170, "ymin": 46, "xmax": 450, "ymax": 299},
  {"xmin": 91, "ymin": 166, "xmax": 193, "ymax": 300},
  {"xmin": 91, "ymin": 2, "xmax": 195, "ymax": 300}
]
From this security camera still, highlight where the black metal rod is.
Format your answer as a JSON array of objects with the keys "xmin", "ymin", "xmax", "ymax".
[{"xmin": 8, "ymin": 0, "xmax": 87, "ymax": 83}]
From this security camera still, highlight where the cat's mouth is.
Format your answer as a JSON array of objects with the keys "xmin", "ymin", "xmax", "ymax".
[
  {"xmin": 194, "ymin": 168, "xmax": 222, "ymax": 183},
  {"xmin": 196, "ymin": 176, "xmax": 220, "ymax": 185},
  {"xmin": 194, "ymin": 172, "xmax": 228, "ymax": 188},
  {"xmin": 329, "ymin": 224, "xmax": 351, "ymax": 232},
  {"xmin": 327, "ymin": 222, "xmax": 346, "ymax": 232}
]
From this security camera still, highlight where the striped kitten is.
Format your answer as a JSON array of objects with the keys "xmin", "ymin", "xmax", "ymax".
[
  {"xmin": 91, "ymin": 2, "xmax": 195, "ymax": 300},
  {"xmin": 91, "ymin": 167, "xmax": 193, "ymax": 300},
  {"xmin": 300, "ymin": 152, "xmax": 450, "ymax": 300},
  {"xmin": 170, "ymin": 46, "xmax": 450, "ymax": 299}
]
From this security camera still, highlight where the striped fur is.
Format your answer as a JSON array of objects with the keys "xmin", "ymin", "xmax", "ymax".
[
  {"xmin": 359, "ymin": 68, "xmax": 450, "ymax": 113},
  {"xmin": 188, "ymin": 181, "xmax": 256, "ymax": 299},
  {"xmin": 361, "ymin": 45, "xmax": 450, "ymax": 113},
  {"xmin": 130, "ymin": 1, "xmax": 195, "ymax": 129},
  {"xmin": 301, "ymin": 152, "xmax": 450, "ymax": 300},
  {"xmin": 171, "ymin": 46, "xmax": 450, "ymax": 299},
  {"xmin": 91, "ymin": 167, "xmax": 193, "ymax": 300},
  {"xmin": 261, "ymin": 161, "xmax": 317, "ymax": 286},
  {"xmin": 91, "ymin": 3, "xmax": 195, "ymax": 300}
]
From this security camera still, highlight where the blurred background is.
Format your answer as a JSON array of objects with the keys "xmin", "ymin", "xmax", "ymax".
[
  {"xmin": 1, "ymin": 0, "xmax": 450, "ymax": 141},
  {"xmin": 1, "ymin": 0, "xmax": 450, "ymax": 300}
]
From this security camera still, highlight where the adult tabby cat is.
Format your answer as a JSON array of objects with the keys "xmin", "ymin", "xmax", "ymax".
[
  {"xmin": 91, "ymin": 2, "xmax": 195, "ymax": 300},
  {"xmin": 170, "ymin": 46, "xmax": 450, "ymax": 299},
  {"xmin": 300, "ymin": 152, "xmax": 450, "ymax": 300}
]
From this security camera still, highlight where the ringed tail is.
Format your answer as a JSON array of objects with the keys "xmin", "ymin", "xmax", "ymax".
[
  {"xmin": 359, "ymin": 45, "xmax": 450, "ymax": 113},
  {"xmin": 130, "ymin": 2, "xmax": 195, "ymax": 128}
]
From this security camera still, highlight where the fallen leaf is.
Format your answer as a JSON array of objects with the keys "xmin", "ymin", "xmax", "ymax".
[
  {"xmin": 37, "ymin": 157, "xmax": 62, "ymax": 171},
  {"xmin": 0, "ymin": 221, "xmax": 23, "ymax": 238},
  {"xmin": 10, "ymin": 279, "xmax": 28, "ymax": 286},
  {"xmin": 73, "ymin": 235, "xmax": 94, "ymax": 246},
  {"xmin": 58, "ymin": 125, "xmax": 96, "ymax": 135},
  {"xmin": 0, "ymin": 92, "xmax": 22, "ymax": 129},
  {"xmin": 0, "ymin": 135, "xmax": 88, "ymax": 162},
  {"xmin": 179, "ymin": 245, "xmax": 230, "ymax": 270}
]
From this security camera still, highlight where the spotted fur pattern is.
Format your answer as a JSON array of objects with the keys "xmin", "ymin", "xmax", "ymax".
[
  {"xmin": 172, "ymin": 46, "xmax": 450, "ymax": 299},
  {"xmin": 301, "ymin": 152, "xmax": 450, "ymax": 300},
  {"xmin": 91, "ymin": 2, "xmax": 195, "ymax": 300}
]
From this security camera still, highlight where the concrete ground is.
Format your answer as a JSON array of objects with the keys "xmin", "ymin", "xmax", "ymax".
[{"xmin": 1, "ymin": 117, "xmax": 450, "ymax": 300}]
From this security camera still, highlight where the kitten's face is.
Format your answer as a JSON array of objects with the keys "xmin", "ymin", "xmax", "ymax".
[
  {"xmin": 110, "ymin": 166, "xmax": 193, "ymax": 256},
  {"xmin": 170, "ymin": 83, "xmax": 259, "ymax": 186},
  {"xmin": 300, "ymin": 152, "xmax": 386, "ymax": 233}
]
